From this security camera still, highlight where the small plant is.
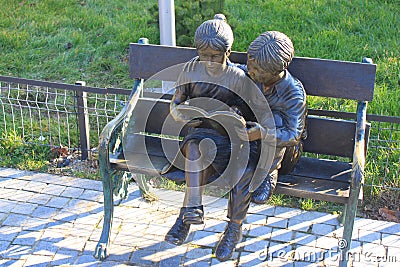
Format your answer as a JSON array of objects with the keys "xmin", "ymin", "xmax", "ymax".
[{"xmin": 0, "ymin": 130, "xmax": 50, "ymax": 172}]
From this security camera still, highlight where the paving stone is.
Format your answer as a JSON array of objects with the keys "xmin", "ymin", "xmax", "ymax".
[
  {"xmin": 270, "ymin": 228, "xmax": 293, "ymax": 243},
  {"xmin": 266, "ymin": 241, "xmax": 293, "ymax": 263},
  {"xmin": 311, "ymin": 223, "xmax": 336, "ymax": 236},
  {"xmin": 2, "ymin": 244, "xmax": 32, "ymax": 260},
  {"xmin": 0, "ymin": 168, "xmax": 26, "ymax": 178},
  {"xmin": 52, "ymin": 211, "xmax": 79, "ymax": 222},
  {"xmin": 266, "ymin": 216, "xmax": 288, "ymax": 229},
  {"xmin": 0, "ymin": 188, "xmax": 19, "ymax": 200},
  {"xmin": 129, "ymin": 249, "xmax": 158, "ymax": 266},
  {"xmin": 0, "ymin": 240, "xmax": 11, "ymax": 254},
  {"xmin": 12, "ymin": 230, "xmax": 43, "ymax": 246},
  {"xmin": 27, "ymin": 194, "xmax": 52, "ymax": 205},
  {"xmin": 186, "ymin": 247, "xmax": 213, "ymax": 259},
  {"xmin": 45, "ymin": 196, "xmax": 70, "ymax": 208},
  {"xmin": 0, "ymin": 199, "xmax": 17, "ymax": 213},
  {"xmin": 22, "ymin": 218, "xmax": 49, "ymax": 231},
  {"xmin": 203, "ymin": 218, "xmax": 227, "ymax": 233},
  {"xmin": 0, "ymin": 226, "xmax": 21, "ymax": 241},
  {"xmin": 2, "ymin": 214, "xmax": 28, "ymax": 226},
  {"xmin": 293, "ymin": 211, "xmax": 340, "ymax": 225},
  {"xmin": 292, "ymin": 245, "xmax": 325, "ymax": 263},
  {"xmin": 24, "ymin": 181, "xmax": 47, "ymax": 193},
  {"xmin": 0, "ymin": 168, "xmax": 399, "ymax": 267},
  {"xmin": 0, "ymin": 212, "xmax": 7, "ymax": 222},
  {"xmin": 387, "ymin": 246, "xmax": 400, "ymax": 262},
  {"xmin": 275, "ymin": 206, "xmax": 303, "ymax": 218},
  {"xmin": 56, "ymin": 236, "xmax": 87, "ymax": 251},
  {"xmin": 239, "ymin": 251, "xmax": 269, "ymax": 267},
  {"xmin": 31, "ymin": 206, "xmax": 57, "ymax": 219},
  {"xmin": 288, "ymin": 218, "xmax": 312, "ymax": 232},
  {"xmin": 3, "ymin": 179, "xmax": 30, "ymax": 190},
  {"xmin": 60, "ymin": 187, "xmax": 85, "ymax": 198},
  {"xmin": 293, "ymin": 232, "xmax": 317, "ymax": 247},
  {"xmin": 247, "ymin": 204, "xmax": 274, "ymax": 217},
  {"xmin": 23, "ymin": 254, "xmax": 54, "ymax": 267},
  {"xmin": 245, "ymin": 214, "xmax": 267, "ymax": 225},
  {"xmin": 315, "ymin": 236, "xmax": 339, "ymax": 250},
  {"xmin": 43, "ymin": 184, "xmax": 67, "ymax": 196},
  {"xmin": 11, "ymin": 202, "xmax": 38, "ymax": 215},
  {"xmin": 247, "ymin": 224, "xmax": 272, "ymax": 239},
  {"xmin": 182, "ymin": 259, "xmax": 211, "ymax": 267},
  {"xmin": 32, "ymin": 240, "xmax": 60, "ymax": 256},
  {"xmin": 0, "ymin": 259, "xmax": 26, "ymax": 267},
  {"xmin": 381, "ymin": 233, "xmax": 400, "ymax": 247},
  {"xmin": 51, "ymin": 249, "xmax": 79, "ymax": 265},
  {"xmin": 79, "ymin": 189, "xmax": 103, "ymax": 202},
  {"xmin": 191, "ymin": 230, "xmax": 220, "ymax": 247},
  {"xmin": 242, "ymin": 237, "xmax": 269, "ymax": 253},
  {"xmin": 73, "ymin": 254, "xmax": 100, "ymax": 266},
  {"xmin": 358, "ymin": 229, "xmax": 381, "ymax": 244},
  {"xmin": 159, "ymin": 255, "xmax": 182, "ymax": 267}
]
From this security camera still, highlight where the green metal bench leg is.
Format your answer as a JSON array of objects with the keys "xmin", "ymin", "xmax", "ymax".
[
  {"xmin": 93, "ymin": 151, "xmax": 114, "ymax": 260},
  {"xmin": 340, "ymin": 198, "xmax": 359, "ymax": 266}
]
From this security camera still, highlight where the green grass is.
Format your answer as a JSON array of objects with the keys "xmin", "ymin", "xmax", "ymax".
[{"xmin": 1, "ymin": 0, "xmax": 398, "ymax": 115}]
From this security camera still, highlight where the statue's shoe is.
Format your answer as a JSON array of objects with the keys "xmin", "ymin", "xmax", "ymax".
[
  {"xmin": 215, "ymin": 221, "xmax": 242, "ymax": 262},
  {"xmin": 164, "ymin": 208, "xmax": 191, "ymax": 245},
  {"xmin": 251, "ymin": 178, "xmax": 274, "ymax": 204},
  {"xmin": 183, "ymin": 205, "xmax": 204, "ymax": 225}
]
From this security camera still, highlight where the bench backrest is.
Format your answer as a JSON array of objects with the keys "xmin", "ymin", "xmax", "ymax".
[
  {"xmin": 128, "ymin": 43, "xmax": 376, "ymax": 159},
  {"xmin": 130, "ymin": 43, "xmax": 376, "ymax": 101}
]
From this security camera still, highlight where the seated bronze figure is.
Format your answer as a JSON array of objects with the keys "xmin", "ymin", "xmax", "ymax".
[{"xmin": 162, "ymin": 16, "xmax": 275, "ymax": 261}]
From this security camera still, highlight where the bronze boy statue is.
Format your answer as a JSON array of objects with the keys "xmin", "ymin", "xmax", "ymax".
[
  {"xmin": 236, "ymin": 31, "xmax": 307, "ymax": 204},
  {"xmin": 162, "ymin": 16, "xmax": 275, "ymax": 261}
]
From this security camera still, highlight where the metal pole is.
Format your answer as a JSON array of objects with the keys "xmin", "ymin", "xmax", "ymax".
[
  {"xmin": 159, "ymin": 0, "xmax": 176, "ymax": 93},
  {"xmin": 75, "ymin": 81, "xmax": 90, "ymax": 160},
  {"xmin": 158, "ymin": 0, "xmax": 176, "ymax": 46}
]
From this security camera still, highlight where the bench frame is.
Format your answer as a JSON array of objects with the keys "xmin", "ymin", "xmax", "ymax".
[{"xmin": 93, "ymin": 38, "xmax": 376, "ymax": 267}]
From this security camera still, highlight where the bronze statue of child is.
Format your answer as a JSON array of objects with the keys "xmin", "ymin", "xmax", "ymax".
[{"xmin": 162, "ymin": 15, "xmax": 274, "ymax": 261}]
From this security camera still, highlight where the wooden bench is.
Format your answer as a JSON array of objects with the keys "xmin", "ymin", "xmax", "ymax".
[{"xmin": 94, "ymin": 38, "xmax": 376, "ymax": 266}]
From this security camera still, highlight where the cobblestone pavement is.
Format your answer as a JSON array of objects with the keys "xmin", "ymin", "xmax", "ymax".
[{"xmin": 1, "ymin": 168, "xmax": 400, "ymax": 266}]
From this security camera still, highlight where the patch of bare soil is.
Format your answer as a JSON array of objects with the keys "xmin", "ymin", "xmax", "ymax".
[
  {"xmin": 47, "ymin": 147, "xmax": 100, "ymax": 179},
  {"xmin": 361, "ymin": 190, "xmax": 400, "ymax": 223}
]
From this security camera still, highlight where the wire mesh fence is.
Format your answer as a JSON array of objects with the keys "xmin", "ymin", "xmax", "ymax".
[
  {"xmin": 0, "ymin": 76, "xmax": 131, "ymax": 158},
  {"xmin": 0, "ymin": 75, "xmax": 399, "ymax": 194}
]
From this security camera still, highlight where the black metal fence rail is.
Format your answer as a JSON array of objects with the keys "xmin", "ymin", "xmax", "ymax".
[{"xmin": 0, "ymin": 75, "xmax": 399, "ymax": 193}]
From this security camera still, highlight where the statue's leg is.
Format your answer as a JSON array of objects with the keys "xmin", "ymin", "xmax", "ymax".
[
  {"xmin": 93, "ymin": 168, "xmax": 114, "ymax": 260},
  {"xmin": 251, "ymin": 148, "xmax": 285, "ymax": 204},
  {"xmin": 165, "ymin": 140, "xmax": 210, "ymax": 244},
  {"xmin": 215, "ymin": 159, "xmax": 255, "ymax": 262},
  {"xmin": 182, "ymin": 140, "xmax": 210, "ymax": 224}
]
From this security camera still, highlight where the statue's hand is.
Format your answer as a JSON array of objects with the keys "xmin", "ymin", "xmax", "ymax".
[
  {"xmin": 170, "ymin": 106, "xmax": 202, "ymax": 127},
  {"xmin": 247, "ymin": 122, "xmax": 266, "ymax": 141},
  {"xmin": 186, "ymin": 119, "xmax": 202, "ymax": 128},
  {"xmin": 234, "ymin": 125, "xmax": 249, "ymax": 141},
  {"xmin": 235, "ymin": 122, "xmax": 266, "ymax": 141}
]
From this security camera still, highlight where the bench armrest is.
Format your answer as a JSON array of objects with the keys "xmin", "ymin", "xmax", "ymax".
[
  {"xmin": 352, "ymin": 101, "xmax": 368, "ymax": 187},
  {"xmin": 98, "ymin": 79, "xmax": 143, "ymax": 197}
]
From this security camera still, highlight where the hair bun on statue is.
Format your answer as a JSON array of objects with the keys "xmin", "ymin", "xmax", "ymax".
[{"xmin": 213, "ymin": 14, "xmax": 227, "ymax": 22}]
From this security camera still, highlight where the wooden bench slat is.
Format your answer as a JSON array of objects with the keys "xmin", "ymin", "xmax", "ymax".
[
  {"xmin": 276, "ymin": 175, "xmax": 350, "ymax": 204},
  {"xmin": 130, "ymin": 43, "xmax": 376, "ymax": 101},
  {"xmin": 286, "ymin": 157, "xmax": 352, "ymax": 183}
]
